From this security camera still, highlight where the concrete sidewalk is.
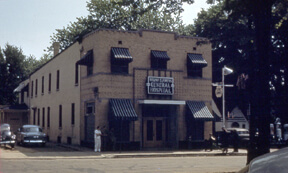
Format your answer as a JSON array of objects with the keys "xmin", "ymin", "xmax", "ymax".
[{"xmin": 1, "ymin": 142, "xmax": 248, "ymax": 160}]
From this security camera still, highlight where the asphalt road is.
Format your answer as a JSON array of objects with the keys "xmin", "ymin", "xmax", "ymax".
[{"xmin": 0, "ymin": 144, "xmax": 247, "ymax": 173}]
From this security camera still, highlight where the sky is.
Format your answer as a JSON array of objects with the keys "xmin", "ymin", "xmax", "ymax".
[{"xmin": 0, "ymin": 0, "xmax": 210, "ymax": 59}]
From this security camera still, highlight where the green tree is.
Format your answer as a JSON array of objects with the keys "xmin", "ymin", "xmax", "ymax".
[
  {"xmin": 49, "ymin": 0, "xmax": 193, "ymax": 52},
  {"xmin": 193, "ymin": 0, "xmax": 288, "ymax": 162},
  {"xmin": 0, "ymin": 44, "xmax": 48, "ymax": 105}
]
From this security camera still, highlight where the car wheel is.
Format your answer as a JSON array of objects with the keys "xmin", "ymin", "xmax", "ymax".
[{"xmin": 41, "ymin": 143, "xmax": 46, "ymax": 147}]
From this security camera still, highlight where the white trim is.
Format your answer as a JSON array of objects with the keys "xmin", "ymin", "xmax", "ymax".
[{"xmin": 138, "ymin": 100, "xmax": 185, "ymax": 105}]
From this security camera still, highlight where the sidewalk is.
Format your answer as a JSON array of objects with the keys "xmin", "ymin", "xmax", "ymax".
[{"xmin": 1, "ymin": 142, "xmax": 248, "ymax": 160}]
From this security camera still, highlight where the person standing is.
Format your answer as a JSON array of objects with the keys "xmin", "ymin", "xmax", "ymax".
[{"xmin": 94, "ymin": 126, "xmax": 102, "ymax": 152}]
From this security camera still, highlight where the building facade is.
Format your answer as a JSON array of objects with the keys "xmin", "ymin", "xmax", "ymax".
[{"xmin": 19, "ymin": 29, "xmax": 213, "ymax": 149}]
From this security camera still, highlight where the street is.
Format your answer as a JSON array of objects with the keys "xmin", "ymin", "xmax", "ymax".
[{"xmin": 0, "ymin": 144, "xmax": 247, "ymax": 173}]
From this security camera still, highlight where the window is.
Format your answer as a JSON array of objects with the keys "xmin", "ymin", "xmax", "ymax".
[
  {"xmin": 110, "ymin": 47, "xmax": 133, "ymax": 74},
  {"xmin": 151, "ymin": 58, "xmax": 168, "ymax": 69},
  {"xmin": 59, "ymin": 105, "xmax": 62, "ymax": 128},
  {"xmin": 86, "ymin": 102, "xmax": 95, "ymax": 115},
  {"xmin": 75, "ymin": 64, "xmax": 79, "ymax": 85},
  {"xmin": 87, "ymin": 64, "xmax": 93, "ymax": 76},
  {"xmin": 76, "ymin": 50, "xmax": 94, "ymax": 78},
  {"xmin": 37, "ymin": 108, "xmax": 40, "ymax": 125},
  {"xmin": 71, "ymin": 103, "xmax": 75, "ymax": 125},
  {"xmin": 42, "ymin": 76, "xmax": 44, "ymax": 95},
  {"xmin": 35, "ymin": 79, "xmax": 38, "ymax": 96},
  {"xmin": 33, "ymin": 108, "xmax": 36, "ymax": 124},
  {"xmin": 47, "ymin": 107, "xmax": 50, "ymax": 128},
  {"xmin": 187, "ymin": 66, "xmax": 203, "ymax": 78},
  {"xmin": 42, "ymin": 107, "xmax": 45, "ymax": 128},
  {"xmin": 187, "ymin": 54, "xmax": 207, "ymax": 78},
  {"xmin": 48, "ymin": 73, "xmax": 51, "ymax": 92},
  {"xmin": 56, "ymin": 70, "xmax": 60, "ymax": 90},
  {"xmin": 111, "ymin": 61, "xmax": 129, "ymax": 74},
  {"xmin": 31, "ymin": 81, "xmax": 34, "ymax": 97}
]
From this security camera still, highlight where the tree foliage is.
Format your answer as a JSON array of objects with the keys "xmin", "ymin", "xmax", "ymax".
[
  {"xmin": 49, "ymin": 0, "xmax": 194, "ymax": 52},
  {"xmin": 0, "ymin": 44, "xmax": 46, "ymax": 105}
]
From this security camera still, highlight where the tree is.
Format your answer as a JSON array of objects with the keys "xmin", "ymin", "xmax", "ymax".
[
  {"xmin": 193, "ymin": 0, "xmax": 288, "ymax": 162},
  {"xmin": 48, "ymin": 0, "xmax": 193, "ymax": 52},
  {"xmin": 0, "ymin": 44, "xmax": 48, "ymax": 105}
]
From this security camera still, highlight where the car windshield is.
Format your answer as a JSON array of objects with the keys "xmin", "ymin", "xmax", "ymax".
[
  {"xmin": 23, "ymin": 127, "xmax": 42, "ymax": 132},
  {"xmin": 0, "ymin": 125, "xmax": 10, "ymax": 131}
]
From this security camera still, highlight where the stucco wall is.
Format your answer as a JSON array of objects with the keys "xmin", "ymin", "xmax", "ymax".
[{"xmin": 29, "ymin": 43, "xmax": 81, "ymax": 145}]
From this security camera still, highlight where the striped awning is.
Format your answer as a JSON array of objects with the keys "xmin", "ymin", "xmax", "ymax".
[
  {"xmin": 109, "ymin": 99, "xmax": 138, "ymax": 121},
  {"xmin": 187, "ymin": 54, "xmax": 207, "ymax": 67},
  {"xmin": 111, "ymin": 48, "xmax": 133, "ymax": 62},
  {"xmin": 77, "ymin": 50, "xmax": 93, "ymax": 66},
  {"xmin": 186, "ymin": 101, "xmax": 214, "ymax": 120},
  {"xmin": 151, "ymin": 50, "xmax": 170, "ymax": 60}
]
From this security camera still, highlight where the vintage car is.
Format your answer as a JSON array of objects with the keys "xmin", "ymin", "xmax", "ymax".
[
  {"xmin": 238, "ymin": 147, "xmax": 288, "ymax": 173},
  {"xmin": 16, "ymin": 125, "xmax": 46, "ymax": 146},
  {"xmin": 0, "ymin": 124, "xmax": 16, "ymax": 148}
]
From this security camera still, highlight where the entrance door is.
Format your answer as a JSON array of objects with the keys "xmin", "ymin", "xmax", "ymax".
[{"xmin": 143, "ymin": 117, "xmax": 166, "ymax": 148}]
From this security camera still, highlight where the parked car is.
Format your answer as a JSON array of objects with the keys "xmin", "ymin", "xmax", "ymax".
[
  {"xmin": 238, "ymin": 147, "xmax": 288, "ymax": 173},
  {"xmin": 16, "ymin": 125, "xmax": 46, "ymax": 146},
  {"xmin": 0, "ymin": 124, "xmax": 16, "ymax": 148}
]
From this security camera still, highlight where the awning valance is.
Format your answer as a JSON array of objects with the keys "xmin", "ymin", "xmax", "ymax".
[
  {"xmin": 151, "ymin": 50, "xmax": 170, "ymax": 60},
  {"xmin": 77, "ymin": 50, "xmax": 93, "ymax": 66},
  {"xmin": 109, "ymin": 99, "xmax": 138, "ymax": 121},
  {"xmin": 186, "ymin": 101, "xmax": 214, "ymax": 120},
  {"xmin": 111, "ymin": 47, "xmax": 133, "ymax": 62},
  {"xmin": 187, "ymin": 54, "xmax": 207, "ymax": 67}
]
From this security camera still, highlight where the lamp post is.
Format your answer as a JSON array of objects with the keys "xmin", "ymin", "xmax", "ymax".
[{"xmin": 222, "ymin": 65, "xmax": 233, "ymax": 128}]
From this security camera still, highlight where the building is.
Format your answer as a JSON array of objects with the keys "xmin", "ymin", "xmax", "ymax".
[{"xmin": 17, "ymin": 29, "xmax": 214, "ymax": 150}]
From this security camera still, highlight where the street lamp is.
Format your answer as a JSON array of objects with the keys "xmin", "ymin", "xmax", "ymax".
[{"xmin": 222, "ymin": 65, "xmax": 233, "ymax": 128}]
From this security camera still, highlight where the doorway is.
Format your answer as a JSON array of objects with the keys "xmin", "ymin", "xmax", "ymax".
[{"xmin": 143, "ymin": 117, "xmax": 166, "ymax": 148}]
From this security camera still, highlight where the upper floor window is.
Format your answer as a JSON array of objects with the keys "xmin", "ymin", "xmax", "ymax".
[
  {"xmin": 35, "ymin": 79, "xmax": 38, "ymax": 96},
  {"xmin": 110, "ymin": 47, "xmax": 133, "ymax": 74},
  {"xmin": 48, "ymin": 73, "xmax": 51, "ymax": 92},
  {"xmin": 31, "ymin": 81, "xmax": 34, "ymax": 97},
  {"xmin": 42, "ymin": 76, "xmax": 44, "ymax": 95},
  {"xmin": 56, "ymin": 70, "xmax": 60, "ymax": 90},
  {"xmin": 76, "ymin": 50, "xmax": 94, "ymax": 77},
  {"xmin": 187, "ymin": 54, "xmax": 207, "ymax": 78},
  {"xmin": 151, "ymin": 50, "xmax": 170, "ymax": 70}
]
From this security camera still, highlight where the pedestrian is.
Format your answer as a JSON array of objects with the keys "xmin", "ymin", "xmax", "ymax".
[
  {"xmin": 231, "ymin": 130, "xmax": 239, "ymax": 152},
  {"xmin": 221, "ymin": 127, "xmax": 229, "ymax": 154},
  {"xmin": 94, "ymin": 126, "xmax": 102, "ymax": 152}
]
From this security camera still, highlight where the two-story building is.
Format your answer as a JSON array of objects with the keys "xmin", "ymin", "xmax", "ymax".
[{"xmin": 16, "ymin": 29, "xmax": 214, "ymax": 150}]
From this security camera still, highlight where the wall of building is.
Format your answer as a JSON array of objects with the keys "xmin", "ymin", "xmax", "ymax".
[
  {"xmin": 79, "ymin": 30, "xmax": 213, "ymax": 146},
  {"xmin": 29, "ymin": 43, "xmax": 81, "ymax": 145}
]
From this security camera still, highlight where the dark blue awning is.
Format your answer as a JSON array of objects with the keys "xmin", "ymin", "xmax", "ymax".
[
  {"xmin": 151, "ymin": 50, "xmax": 170, "ymax": 60},
  {"xmin": 186, "ymin": 101, "xmax": 214, "ymax": 120},
  {"xmin": 187, "ymin": 54, "xmax": 207, "ymax": 67},
  {"xmin": 109, "ymin": 99, "xmax": 138, "ymax": 121},
  {"xmin": 77, "ymin": 50, "xmax": 93, "ymax": 66},
  {"xmin": 111, "ymin": 48, "xmax": 133, "ymax": 62}
]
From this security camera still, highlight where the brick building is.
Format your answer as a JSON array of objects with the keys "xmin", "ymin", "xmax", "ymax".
[{"xmin": 17, "ymin": 29, "xmax": 214, "ymax": 149}]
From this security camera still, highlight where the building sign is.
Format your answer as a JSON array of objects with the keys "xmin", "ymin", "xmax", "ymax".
[{"xmin": 146, "ymin": 76, "xmax": 174, "ymax": 95}]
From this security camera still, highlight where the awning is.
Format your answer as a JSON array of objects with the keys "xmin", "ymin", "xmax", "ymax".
[
  {"xmin": 1, "ymin": 104, "xmax": 29, "ymax": 111},
  {"xmin": 109, "ymin": 99, "xmax": 138, "ymax": 121},
  {"xmin": 111, "ymin": 48, "xmax": 133, "ymax": 62},
  {"xmin": 186, "ymin": 101, "xmax": 214, "ymax": 120},
  {"xmin": 187, "ymin": 54, "xmax": 207, "ymax": 67},
  {"xmin": 77, "ymin": 50, "xmax": 93, "ymax": 66},
  {"xmin": 13, "ymin": 80, "xmax": 29, "ymax": 93},
  {"xmin": 151, "ymin": 50, "xmax": 170, "ymax": 60}
]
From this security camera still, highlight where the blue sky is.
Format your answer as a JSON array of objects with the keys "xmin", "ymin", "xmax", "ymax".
[{"xmin": 0, "ymin": 0, "xmax": 210, "ymax": 59}]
